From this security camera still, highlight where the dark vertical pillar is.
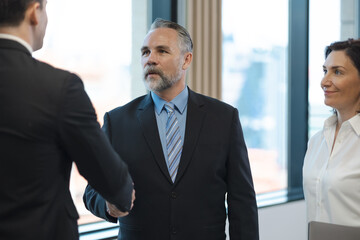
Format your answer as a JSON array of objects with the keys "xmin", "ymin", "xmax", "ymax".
[{"xmin": 287, "ymin": 0, "xmax": 309, "ymax": 199}]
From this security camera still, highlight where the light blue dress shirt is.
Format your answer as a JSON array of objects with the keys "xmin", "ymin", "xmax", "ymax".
[{"xmin": 151, "ymin": 87, "xmax": 188, "ymax": 164}]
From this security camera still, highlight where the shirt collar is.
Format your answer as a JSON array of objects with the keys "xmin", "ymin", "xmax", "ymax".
[
  {"xmin": 348, "ymin": 113, "xmax": 360, "ymax": 136},
  {"xmin": 151, "ymin": 87, "xmax": 189, "ymax": 115},
  {"xmin": 0, "ymin": 33, "xmax": 33, "ymax": 54},
  {"xmin": 324, "ymin": 113, "xmax": 360, "ymax": 136}
]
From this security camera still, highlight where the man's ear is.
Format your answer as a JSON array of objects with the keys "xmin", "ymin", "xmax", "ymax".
[
  {"xmin": 182, "ymin": 52, "xmax": 193, "ymax": 70},
  {"xmin": 26, "ymin": 2, "xmax": 41, "ymax": 26}
]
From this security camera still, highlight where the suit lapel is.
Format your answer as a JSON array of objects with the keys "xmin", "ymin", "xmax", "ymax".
[
  {"xmin": 174, "ymin": 89, "xmax": 206, "ymax": 184},
  {"xmin": 137, "ymin": 94, "xmax": 173, "ymax": 183}
]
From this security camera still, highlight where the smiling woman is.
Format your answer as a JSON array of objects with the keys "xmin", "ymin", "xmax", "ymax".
[
  {"xmin": 303, "ymin": 39, "xmax": 360, "ymax": 227},
  {"xmin": 33, "ymin": 0, "xmax": 147, "ymax": 224},
  {"xmin": 321, "ymin": 42, "xmax": 360, "ymax": 116}
]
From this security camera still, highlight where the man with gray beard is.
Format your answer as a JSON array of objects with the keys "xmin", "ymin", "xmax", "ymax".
[{"xmin": 83, "ymin": 18, "xmax": 259, "ymax": 240}]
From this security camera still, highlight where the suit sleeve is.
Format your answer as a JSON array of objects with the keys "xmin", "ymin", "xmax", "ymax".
[
  {"xmin": 58, "ymin": 74, "xmax": 133, "ymax": 212},
  {"xmin": 83, "ymin": 184, "xmax": 118, "ymax": 223},
  {"xmin": 82, "ymin": 112, "xmax": 120, "ymax": 222},
  {"xmin": 227, "ymin": 108, "xmax": 259, "ymax": 240}
]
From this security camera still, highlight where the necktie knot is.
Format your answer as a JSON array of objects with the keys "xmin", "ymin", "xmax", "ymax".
[{"xmin": 164, "ymin": 104, "xmax": 174, "ymax": 114}]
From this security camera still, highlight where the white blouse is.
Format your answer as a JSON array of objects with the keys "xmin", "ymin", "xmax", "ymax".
[{"xmin": 303, "ymin": 113, "xmax": 360, "ymax": 226}]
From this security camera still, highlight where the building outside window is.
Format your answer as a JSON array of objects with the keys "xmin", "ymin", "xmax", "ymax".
[
  {"xmin": 34, "ymin": 0, "xmax": 147, "ymax": 224},
  {"xmin": 222, "ymin": 0, "xmax": 288, "ymax": 195},
  {"xmin": 308, "ymin": 0, "xmax": 340, "ymax": 138}
]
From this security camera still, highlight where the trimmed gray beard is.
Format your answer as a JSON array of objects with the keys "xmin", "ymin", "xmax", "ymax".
[{"xmin": 143, "ymin": 65, "xmax": 182, "ymax": 92}]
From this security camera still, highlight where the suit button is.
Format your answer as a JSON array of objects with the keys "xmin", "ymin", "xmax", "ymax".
[
  {"xmin": 171, "ymin": 227, "xmax": 177, "ymax": 234},
  {"xmin": 171, "ymin": 192, "xmax": 177, "ymax": 199}
]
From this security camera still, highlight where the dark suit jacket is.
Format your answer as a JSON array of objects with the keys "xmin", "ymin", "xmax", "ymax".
[
  {"xmin": 84, "ymin": 89, "xmax": 259, "ymax": 240},
  {"xmin": 0, "ymin": 39, "xmax": 133, "ymax": 240}
]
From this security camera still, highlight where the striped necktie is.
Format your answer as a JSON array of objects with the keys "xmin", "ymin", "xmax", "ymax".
[{"xmin": 164, "ymin": 104, "xmax": 182, "ymax": 182}]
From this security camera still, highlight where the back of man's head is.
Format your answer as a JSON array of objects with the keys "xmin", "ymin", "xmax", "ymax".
[{"xmin": 0, "ymin": 0, "xmax": 43, "ymax": 27}]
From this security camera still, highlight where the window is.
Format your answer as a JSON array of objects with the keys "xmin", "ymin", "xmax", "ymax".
[
  {"xmin": 308, "ymin": 0, "xmax": 340, "ymax": 138},
  {"xmin": 222, "ymin": 0, "xmax": 289, "ymax": 195},
  {"xmin": 308, "ymin": 0, "xmax": 360, "ymax": 138},
  {"xmin": 34, "ymin": 0, "xmax": 147, "ymax": 224}
]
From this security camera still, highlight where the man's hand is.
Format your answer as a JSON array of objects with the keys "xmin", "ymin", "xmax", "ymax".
[{"xmin": 106, "ymin": 189, "xmax": 135, "ymax": 218}]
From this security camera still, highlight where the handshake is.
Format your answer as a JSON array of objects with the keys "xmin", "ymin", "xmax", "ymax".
[{"xmin": 106, "ymin": 189, "xmax": 136, "ymax": 218}]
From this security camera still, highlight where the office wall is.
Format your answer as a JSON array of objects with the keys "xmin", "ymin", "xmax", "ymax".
[
  {"xmin": 225, "ymin": 200, "xmax": 307, "ymax": 240},
  {"xmin": 258, "ymin": 200, "xmax": 306, "ymax": 240}
]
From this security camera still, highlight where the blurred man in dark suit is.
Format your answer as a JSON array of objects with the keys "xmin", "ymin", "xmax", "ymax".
[{"xmin": 0, "ymin": 0, "xmax": 134, "ymax": 239}]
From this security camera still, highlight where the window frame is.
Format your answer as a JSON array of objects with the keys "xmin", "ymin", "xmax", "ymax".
[{"xmin": 286, "ymin": 0, "xmax": 309, "ymax": 201}]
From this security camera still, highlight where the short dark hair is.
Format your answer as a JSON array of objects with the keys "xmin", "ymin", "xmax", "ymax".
[
  {"xmin": 149, "ymin": 18, "xmax": 193, "ymax": 54},
  {"xmin": 0, "ymin": 0, "xmax": 43, "ymax": 27},
  {"xmin": 325, "ymin": 38, "xmax": 360, "ymax": 75}
]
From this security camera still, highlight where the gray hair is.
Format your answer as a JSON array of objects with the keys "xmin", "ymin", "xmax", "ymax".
[{"xmin": 149, "ymin": 18, "xmax": 193, "ymax": 53}]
